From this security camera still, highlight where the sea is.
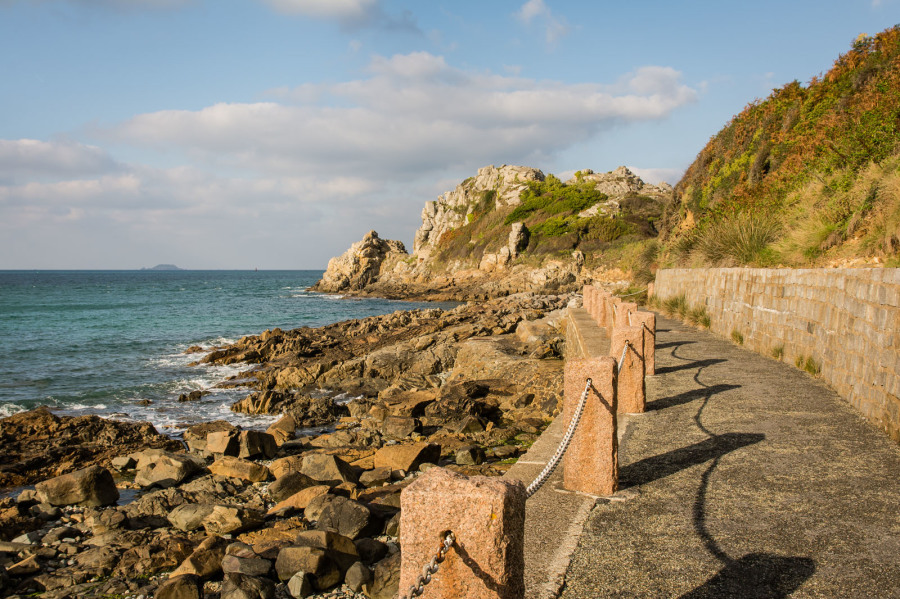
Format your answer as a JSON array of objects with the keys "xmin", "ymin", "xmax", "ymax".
[{"xmin": 0, "ymin": 270, "xmax": 450, "ymax": 438}]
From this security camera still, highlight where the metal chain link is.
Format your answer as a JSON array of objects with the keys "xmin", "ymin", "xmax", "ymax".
[
  {"xmin": 400, "ymin": 531, "xmax": 456, "ymax": 599},
  {"xmin": 618, "ymin": 340, "xmax": 630, "ymax": 372},
  {"xmin": 525, "ymin": 377, "xmax": 593, "ymax": 498}
]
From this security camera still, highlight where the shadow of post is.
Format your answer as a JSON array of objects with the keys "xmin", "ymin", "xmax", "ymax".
[
  {"xmin": 678, "ymin": 553, "xmax": 816, "ymax": 599},
  {"xmin": 648, "ymin": 384, "xmax": 741, "ymax": 411},
  {"xmin": 655, "ymin": 359, "xmax": 728, "ymax": 375},
  {"xmin": 619, "ymin": 433, "xmax": 765, "ymax": 489}
]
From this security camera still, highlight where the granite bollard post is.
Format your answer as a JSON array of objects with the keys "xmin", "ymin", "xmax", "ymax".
[
  {"xmin": 400, "ymin": 468, "xmax": 526, "ymax": 599},
  {"xmin": 605, "ymin": 298, "xmax": 619, "ymax": 335},
  {"xmin": 582, "ymin": 285, "xmax": 594, "ymax": 316},
  {"xmin": 610, "ymin": 326, "xmax": 646, "ymax": 413},
  {"xmin": 563, "ymin": 357, "xmax": 618, "ymax": 496},
  {"xmin": 589, "ymin": 287, "xmax": 604, "ymax": 325},
  {"xmin": 614, "ymin": 301, "xmax": 639, "ymax": 329},
  {"xmin": 630, "ymin": 311, "xmax": 657, "ymax": 376}
]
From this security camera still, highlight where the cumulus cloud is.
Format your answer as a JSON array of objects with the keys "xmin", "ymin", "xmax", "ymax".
[
  {"xmin": 515, "ymin": 0, "xmax": 570, "ymax": 44},
  {"xmin": 260, "ymin": 0, "xmax": 377, "ymax": 21},
  {"xmin": 101, "ymin": 52, "xmax": 697, "ymax": 181},
  {"xmin": 0, "ymin": 139, "xmax": 121, "ymax": 183}
]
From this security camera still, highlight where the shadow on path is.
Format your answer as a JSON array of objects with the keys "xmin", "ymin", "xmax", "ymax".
[
  {"xmin": 656, "ymin": 340, "xmax": 697, "ymax": 350},
  {"xmin": 619, "ymin": 433, "xmax": 764, "ymax": 489},
  {"xmin": 648, "ymin": 384, "xmax": 741, "ymax": 411},
  {"xmin": 655, "ymin": 358, "xmax": 727, "ymax": 375},
  {"xmin": 678, "ymin": 553, "xmax": 816, "ymax": 599}
]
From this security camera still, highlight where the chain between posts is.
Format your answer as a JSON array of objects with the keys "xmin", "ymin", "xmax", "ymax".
[
  {"xmin": 400, "ymin": 531, "xmax": 456, "ymax": 599},
  {"xmin": 618, "ymin": 340, "xmax": 630, "ymax": 372},
  {"xmin": 524, "ymin": 377, "xmax": 593, "ymax": 499}
]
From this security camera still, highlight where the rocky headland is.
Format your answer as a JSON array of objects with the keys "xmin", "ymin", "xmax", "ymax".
[{"xmin": 311, "ymin": 165, "xmax": 670, "ymax": 301}]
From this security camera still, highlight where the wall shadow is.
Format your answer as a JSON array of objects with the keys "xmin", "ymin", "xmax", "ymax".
[
  {"xmin": 648, "ymin": 384, "xmax": 741, "ymax": 411},
  {"xmin": 656, "ymin": 358, "xmax": 727, "ymax": 375},
  {"xmin": 678, "ymin": 553, "xmax": 816, "ymax": 599},
  {"xmin": 619, "ymin": 433, "xmax": 764, "ymax": 489}
]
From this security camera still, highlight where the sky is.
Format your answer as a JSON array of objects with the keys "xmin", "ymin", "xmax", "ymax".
[{"xmin": 0, "ymin": 0, "xmax": 897, "ymax": 269}]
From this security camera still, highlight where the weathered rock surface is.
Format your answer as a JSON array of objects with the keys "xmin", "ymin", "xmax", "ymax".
[
  {"xmin": 34, "ymin": 465, "xmax": 119, "ymax": 507},
  {"xmin": 0, "ymin": 407, "xmax": 180, "ymax": 488},
  {"xmin": 312, "ymin": 230, "xmax": 408, "ymax": 293}
]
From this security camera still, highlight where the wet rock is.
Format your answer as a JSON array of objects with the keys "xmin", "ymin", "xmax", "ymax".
[
  {"xmin": 209, "ymin": 456, "xmax": 271, "ymax": 483},
  {"xmin": 133, "ymin": 450, "xmax": 204, "ymax": 489},
  {"xmin": 178, "ymin": 390, "xmax": 205, "ymax": 403},
  {"xmin": 0, "ymin": 406, "xmax": 181, "ymax": 489},
  {"xmin": 35, "ymin": 465, "xmax": 119, "ymax": 507},
  {"xmin": 373, "ymin": 442, "xmax": 440, "ymax": 473},
  {"xmin": 156, "ymin": 574, "xmax": 202, "ymax": 599}
]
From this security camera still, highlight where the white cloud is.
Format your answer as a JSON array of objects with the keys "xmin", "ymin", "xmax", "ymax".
[
  {"xmin": 516, "ymin": 0, "xmax": 546, "ymax": 23},
  {"xmin": 261, "ymin": 0, "xmax": 377, "ymax": 20},
  {"xmin": 0, "ymin": 139, "xmax": 120, "ymax": 183},
  {"xmin": 101, "ymin": 52, "xmax": 697, "ymax": 182},
  {"xmin": 515, "ymin": 0, "xmax": 570, "ymax": 44}
]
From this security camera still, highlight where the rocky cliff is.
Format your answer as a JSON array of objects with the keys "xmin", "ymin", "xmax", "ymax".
[{"xmin": 314, "ymin": 164, "xmax": 672, "ymax": 300}]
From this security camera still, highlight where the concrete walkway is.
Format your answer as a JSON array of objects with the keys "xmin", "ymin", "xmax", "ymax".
[{"xmin": 513, "ymin": 313, "xmax": 900, "ymax": 598}]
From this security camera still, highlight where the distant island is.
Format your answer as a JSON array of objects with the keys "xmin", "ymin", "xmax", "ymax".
[{"xmin": 141, "ymin": 264, "xmax": 183, "ymax": 271}]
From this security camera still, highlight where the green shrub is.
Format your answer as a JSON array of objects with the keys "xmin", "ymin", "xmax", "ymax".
[
  {"xmin": 694, "ymin": 212, "xmax": 781, "ymax": 266},
  {"xmin": 803, "ymin": 356, "xmax": 821, "ymax": 376},
  {"xmin": 772, "ymin": 345, "xmax": 785, "ymax": 359},
  {"xmin": 731, "ymin": 329, "xmax": 745, "ymax": 345}
]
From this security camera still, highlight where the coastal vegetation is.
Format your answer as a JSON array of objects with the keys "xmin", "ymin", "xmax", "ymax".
[{"xmin": 658, "ymin": 25, "xmax": 900, "ymax": 270}]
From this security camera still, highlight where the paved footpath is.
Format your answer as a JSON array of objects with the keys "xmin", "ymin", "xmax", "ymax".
[
  {"xmin": 561, "ymin": 318, "xmax": 900, "ymax": 599},
  {"xmin": 513, "ymin": 313, "xmax": 900, "ymax": 599}
]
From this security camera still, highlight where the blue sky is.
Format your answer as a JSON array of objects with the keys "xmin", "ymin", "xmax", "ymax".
[{"xmin": 1, "ymin": 0, "xmax": 897, "ymax": 269}]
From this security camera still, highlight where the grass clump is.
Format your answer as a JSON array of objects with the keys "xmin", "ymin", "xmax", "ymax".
[
  {"xmin": 688, "ymin": 306, "xmax": 711, "ymax": 328},
  {"xmin": 772, "ymin": 345, "xmax": 785, "ymax": 360},
  {"xmin": 731, "ymin": 329, "xmax": 745, "ymax": 345},
  {"xmin": 693, "ymin": 212, "xmax": 781, "ymax": 266},
  {"xmin": 803, "ymin": 356, "xmax": 821, "ymax": 376}
]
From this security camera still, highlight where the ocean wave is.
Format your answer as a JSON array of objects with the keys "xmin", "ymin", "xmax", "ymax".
[
  {"xmin": 68, "ymin": 403, "xmax": 107, "ymax": 410},
  {"xmin": 0, "ymin": 403, "xmax": 26, "ymax": 418}
]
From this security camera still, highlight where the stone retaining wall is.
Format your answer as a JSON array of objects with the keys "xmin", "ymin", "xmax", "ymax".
[{"xmin": 654, "ymin": 268, "xmax": 900, "ymax": 443}]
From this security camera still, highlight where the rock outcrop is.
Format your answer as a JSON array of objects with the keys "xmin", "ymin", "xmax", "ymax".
[
  {"xmin": 312, "ymin": 230, "xmax": 407, "ymax": 293},
  {"xmin": 311, "ymin": 164, "xmax": 661, "ymax": 301}
]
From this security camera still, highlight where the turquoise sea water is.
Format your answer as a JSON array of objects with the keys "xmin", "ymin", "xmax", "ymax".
[{"xmin": 0, "ymin": 270, "xmax": 448, "ymax": 436}]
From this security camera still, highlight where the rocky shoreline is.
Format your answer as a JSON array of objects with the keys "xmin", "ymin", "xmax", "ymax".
[{"xmin": 0, "ymin": 291, "xmax": 577, "ymax": 599}]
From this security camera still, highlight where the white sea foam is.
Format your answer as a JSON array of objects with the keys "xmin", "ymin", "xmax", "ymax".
[{"xmin": 0, "ymin": 403, "xmax": 26, "ymax": 418}]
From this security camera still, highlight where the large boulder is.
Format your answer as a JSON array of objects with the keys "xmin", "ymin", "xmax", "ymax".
[
  {"xmin": 220, "ymin": 572, "xmax": 276, "ymax": 599},
  {"xmin": 312, "ymin": 230, "xmax": 408, "ymax": 293},
  {"xmin": 202, "ymin": 506, "xmax": 265, "ymax": 536},
  {"xmin": 171, "ymin": 535, "xmax": 229, "ymax": 579},
  {"xmin": 209, "ymin": 457, "xmax": 271, "ymax": 483},
  {"xmin": 299, "ymin": 454, "xmax": 358, "ymax": 487},
  {"xmin": 155, "ymin": 574, "xmax": 202, "ymax": 599},
  {"xmin": 315, "ymin": 496, "xmax": 380, "ymax": 540},
  {"xmin": 373, "ymin": 443, "xmax": 440, "ymax": 473},
  {"xmin": 133, "ymin": 450, "xmax": 204, "ymax": 488},
  {"xmin": 35, "ymin": 465, "xmax": 119, "ymax": 507},
  {"xmin": 184, "ymin": 421, "xmax": 236, "ymax": 453},
  {"xmin": 268, "ymin": 471, "xmax": 319, "ymax": 503}
]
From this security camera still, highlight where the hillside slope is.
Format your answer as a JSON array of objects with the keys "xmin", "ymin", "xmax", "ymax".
[{"xmin": 661, "ymin": 25, "xmax": 900, "ymax": 269}]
